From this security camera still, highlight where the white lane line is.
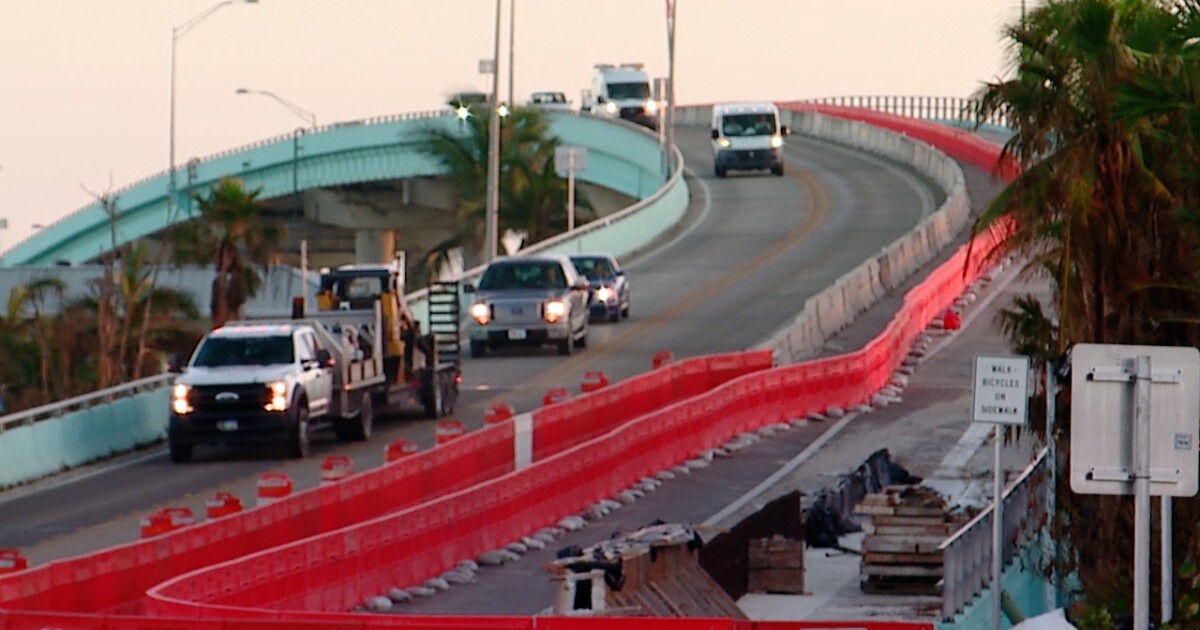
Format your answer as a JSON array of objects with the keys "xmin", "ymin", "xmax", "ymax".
[
  {"xmin": 625, "ymin": 167, "xmax": 713, "ymax": 269},
  {"xmin": 703, "ymin": 257, "xmax": 1025, "ymax": 528}
]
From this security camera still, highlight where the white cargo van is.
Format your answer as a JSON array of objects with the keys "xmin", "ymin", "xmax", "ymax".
[
  {"xmin": 586, "ymin": 63, "xmax": 658, "ymax": 131},
  {"xmin": 710, "ymin": 102, "xmax": 789, "ymax": 177}
]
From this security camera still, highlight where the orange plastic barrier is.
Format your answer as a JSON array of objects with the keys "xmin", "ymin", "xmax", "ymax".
[
  {"xmin": 434, "ymin": 419, "xmax": 467, "ymax": 445},
  {"xmin": 383, "ymin": 438, "xmax": 419, "ymax": 462},
  {"xmin": 542, "ymin": 388, "xmax": 572, "ymax": 406},
  {"xmin": 319, "ymin": 456, "xmax": 355, "ymax": 485},
  {"xmin": 0, "ymin": 550, "xmax": 27, "ymax": 575},
  {"xmin": 204, "ymin": 492, "xmax": 243, "ymax": 520},
  {"xmin": 484, "ymin": 402, "xmax": 516, "ymax": 425},
  {"xmin": 255, "ymin": 472, "xmax": 293, "ymax": 507},
  {"xmin": 579, "ymin": 371, "xmax": 609, "ymax": 393}
]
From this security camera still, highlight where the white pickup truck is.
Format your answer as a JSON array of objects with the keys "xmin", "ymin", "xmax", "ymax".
[{"xmin": 166, "ymin": 306, "xmax": 386, "ymax": 462}]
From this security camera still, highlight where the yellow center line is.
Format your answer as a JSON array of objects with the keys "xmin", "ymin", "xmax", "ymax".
[{"xmin": 472, "ymin": 166, "xmax": 832, "ymax": 408}]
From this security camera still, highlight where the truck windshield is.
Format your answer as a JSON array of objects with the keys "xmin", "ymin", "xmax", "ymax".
[
  {"xmin": 721, "ymin": 113, "xmax": 777, "ymax": 137},
  {"xmin": 608, "ymin": 82, "xmax": 650, "ymax": 100},
  {"xmin": 192, "ymin": 335, "xmax": 295, "ymax": 367},
  {"xmin": 478, "ymin": 262, "xmax": 568, "ymax": 290}
]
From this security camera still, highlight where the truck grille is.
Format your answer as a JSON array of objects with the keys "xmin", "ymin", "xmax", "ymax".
[
  {"xmin": 191, "ymin": 384, "xmax": 270, "ymax": 414},
  {"xmin": 489, "ymin": 298, "xmax": 547, "ymax": 326}
]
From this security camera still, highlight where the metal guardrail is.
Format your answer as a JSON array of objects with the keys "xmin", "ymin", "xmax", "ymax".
[
  {"xmin": 939, "ymin": 446, "xmax": 1049, "ymax": 621},
  {"xmin": 0, "ymin": 374, "xmax": 174, "ymax": 434},
  {"xmin": 802, "ymin": 95, "xmax": 1011, "ymax": 129}
]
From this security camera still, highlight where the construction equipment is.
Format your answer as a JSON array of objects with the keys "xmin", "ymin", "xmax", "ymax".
[{"xmin": 315, "ymin": 255, "xmax": 461, "ymax": 419}]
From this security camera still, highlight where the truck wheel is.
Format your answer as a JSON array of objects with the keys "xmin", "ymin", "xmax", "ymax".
[
  {"xmin": 168, "ymin": 437, "xmax": 193, "ymax": 464},
  {"xmin": 771, "ymin": 163, "xmax": 785, "ymax": 176},
  {"xmin": 714, "ymin": 166, "xmax": 727, "ymax": 178},
  {"xmin": 422, "ymin": 372, "xmax": 442, "ymax": 419},
  {"xmin": 470, "ymin": 341, "xmax": 487, "ymax": 358},
  {"xmin": 558, "ymin": 337, "xmax": 574, "ymax": 356},
  {"xmin": 287, "ymin": 405, "xmax": 311, "ymax": 459},
  {"xmin": 336, "ymin": 391, "xmax": 373, "ymax": 442}
]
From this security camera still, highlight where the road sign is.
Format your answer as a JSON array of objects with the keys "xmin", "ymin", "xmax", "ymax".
[
  {"xmin": 1070, "ymin": 343, "xmax": 1199, "ymax": 497},
  {"xmin": 554, "ymin": 146, "xmax": 588, "ymax": 177},
  {"xmin": 972, "ymin": 355, "xmax": 1030, "ymax": 425}
]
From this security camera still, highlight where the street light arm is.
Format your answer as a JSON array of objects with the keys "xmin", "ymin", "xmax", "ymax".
[
  {"xmin": 174, "ymin": 0, "xmax": 236, "ymax": 41},
  {"xmin": 237, "ymin": 88, "xmax": 318, "ymax": 129}
]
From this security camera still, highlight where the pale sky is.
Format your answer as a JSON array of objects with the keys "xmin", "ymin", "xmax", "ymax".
[{"xmin": 0, "ymin": 0, "xmax": 1025, "ymax": 253}]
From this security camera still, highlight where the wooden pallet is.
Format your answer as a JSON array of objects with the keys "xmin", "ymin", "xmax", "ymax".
[{"xmin": 854, "ymin": 485, "xmax": 954, "ymax": 595}]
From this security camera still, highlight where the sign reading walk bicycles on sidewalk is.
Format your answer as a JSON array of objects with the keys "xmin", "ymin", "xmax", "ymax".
[{"xmin": 972, "ymin": 354, "xmax": 1030, "ymax": 426}]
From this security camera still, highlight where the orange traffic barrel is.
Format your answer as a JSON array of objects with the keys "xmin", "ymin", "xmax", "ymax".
[
  {"xmin": 320, "ymin": 455, "xmax": 355, "ymax": 485},
  {"xmin": 140, "ymin": 507, "xmax": 195, "ymax": 539},
  {"xmin": 256, "ymin": 472, "xmax": 294, "ymax": 507},
  {"xmin": 652, "ymin": 350, "xmax": 675, "ymax": 369},
  {"xmin": 580, "ymin": 371, "xmax": 609, "ymax": 393},
  {"xmin": 205, "ymin": 492, "xmax": 244, "ymax": 519},
  {"xmin": 484, "ymin": 402, "xmax": 515, "ymax": 425},
  {"xmin": 0, "ymin": 549, "xmax": 28, "ymax": 574},
  {"xmin": 385, "ymin": 438, "xmax": 419, "ymax": 462},
  {"xmin": 542, "ymin": 388, "xmax": 572, "ymax": 406},
  {"xmin": 435, "ymin": 419, "xmax": 467, "ymax": 445}
]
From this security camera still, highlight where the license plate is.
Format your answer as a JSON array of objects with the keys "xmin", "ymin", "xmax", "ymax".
[
  {"xmin": 508, "ymin": 329, "xmax": 527, "ymax": 340},
  {"xmin": 217, "ymin": 419, "xmax": 239, "ymax": 432}
]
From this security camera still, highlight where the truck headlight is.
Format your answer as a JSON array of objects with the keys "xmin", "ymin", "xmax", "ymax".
[
  {"xmin": 265, "ymin": 381, "xmax": 289, "ymax": 412},
  {"xmin": 470, "ymin": 302, "xmax": 491, "ymax": 325},
  {"xmin": 645, "ymin": 100, "xmax": 658, "ymax": 113},
  {"xmin": 604, "ymin": 101, "xmax": 618, "ymax": 114},
  {"xmin": 596, "ymin": 286, "xmax": 615, "ymax": 303},
  {"xmin": 172, "ymin": 384, "xmax": 193, "ymax": 415},
  {"xmin": 544, "ymin": 299, "xmax": 568, "ymax": 323},
  {"xmin": 771, "ymin": 135, "xmax": 784, "ymax": 148},
  {"xmin": 718, "ymin": 137, "xmax": 731, "ymax": 148}
]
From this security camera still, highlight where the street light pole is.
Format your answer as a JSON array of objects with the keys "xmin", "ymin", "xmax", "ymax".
[
  {"xmin": 485, "ymin": 0, "xmax": 503, "ymax": 263},
  {"xmin": 507, "ymin": 0, "xmax": 515, "ymax": 107},
  {"xmin": 235, "ymin": 88, "xmax": 318, "ymax": 129},
  {"xmin": 169, "ymin": 0, "xmax": 257, "ymax": 221},
  {"xmin": 665, "ymin": 0, "xmax": 677, "ymax": 174}
]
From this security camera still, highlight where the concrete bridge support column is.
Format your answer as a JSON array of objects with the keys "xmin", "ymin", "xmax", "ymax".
[{"xmin": 355, "ymin": 229, "xmax": 396, "ymax": 265}]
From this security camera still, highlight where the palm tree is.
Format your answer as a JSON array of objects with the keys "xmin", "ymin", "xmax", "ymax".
[
  {"xmin": 172, "ymin": 177, "xmax": 285, "ymax": 328},
  {"xmin": 972, "ymin": 0, "xmax": 1200, "ymax": 614},
  {"xmin": 414, "ymin": 107, "xmax": 592, "ymax": 281}
]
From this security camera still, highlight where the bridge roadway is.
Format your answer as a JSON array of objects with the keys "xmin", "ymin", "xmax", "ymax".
[
  {"xmin": 397, "ymin": 152, "xmax": 1014, "ymax": 619},
  {"xmin": 0, "ymin": 125, "xmax": 944, "ymax": 575}
]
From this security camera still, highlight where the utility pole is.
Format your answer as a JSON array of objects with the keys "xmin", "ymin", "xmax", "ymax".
[
  {"xmin": 508, "ymin": 0, "xmax": 515, "ymax": 108},
  {"xmin": 665, "ymin": 0, "xmax": 677, "ymax": 174},
  {"xmin": 485, "ymin": 0, "xmax": 503, "ymax": 262}
]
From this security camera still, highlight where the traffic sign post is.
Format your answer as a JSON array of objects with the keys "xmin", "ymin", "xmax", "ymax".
[
  {"xmin": 972, "ymin": 354, "xmax": 1030, "ymax": 630},
  {"xmin": 1070, "ymin": 344, "xmax": 1200, "ymax": 629},
  {"xmin": 555, "ymin": 146, "xmax": 588, "ymax": 234}
]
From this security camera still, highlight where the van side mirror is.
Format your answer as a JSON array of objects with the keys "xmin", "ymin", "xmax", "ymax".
[
  {"xmin": 167, "ymin": 352, "xmax": 185, "ymax": 374},
  {"xmin": 781, "ymin": 125, "xmax": 791, "ymax": 137},
  {"xmin": 463, "ymin": 284, "xmax": 477, "ymax": 294},
  {"xmin": 710, "ymin": 129, "xmax": 720, "ymax": 140}
]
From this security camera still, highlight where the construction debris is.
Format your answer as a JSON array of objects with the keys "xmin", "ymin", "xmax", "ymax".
[
  {"xmin": 546, "ymin": 522, "xmax": 746, "ymax": 619},
  {"xmin": 854, "ymin": 484, "xmax": 971, "ymax": 595}
]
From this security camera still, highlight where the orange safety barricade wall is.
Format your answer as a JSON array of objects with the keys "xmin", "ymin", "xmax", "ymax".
[
  {"xmin": 532, "ymin": 350, "xmax": 774, "ymax": 461},
  {"xmin": 0, "ymin": 109, "xmax": 1006, "ymax": 630}
]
